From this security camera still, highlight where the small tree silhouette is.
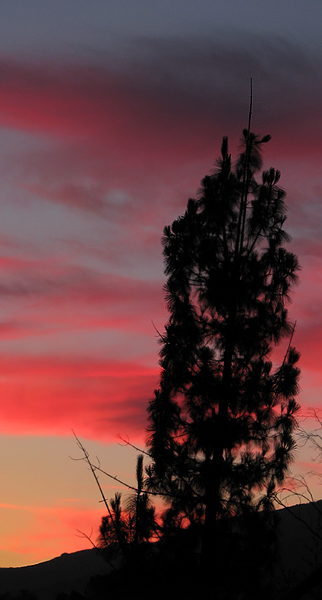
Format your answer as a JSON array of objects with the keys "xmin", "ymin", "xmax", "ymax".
[
  {"xmin": 97, "ymin": 454, "xmax": 157, "ymax": 559},
  {"xmin": 124, "ymin": 454, "xmax": 156, "ymax": 546},
  {"xmin": 98, "ymin": 492, "xmax": 129, "ymax": 551}
]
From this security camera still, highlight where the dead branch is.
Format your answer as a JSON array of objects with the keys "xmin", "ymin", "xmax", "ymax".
[
  {"xmin": 76, "ymin": 528, "xmax": 117, "ymax": 571},
  {"xmin": 116, "ymin": 434, "xmax": 151, "ymax": 457}
]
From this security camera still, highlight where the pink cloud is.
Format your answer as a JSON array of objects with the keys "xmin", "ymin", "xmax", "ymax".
[{"xmin": 0, "ymin": 254, "xmax": 165, "ymax": 332}]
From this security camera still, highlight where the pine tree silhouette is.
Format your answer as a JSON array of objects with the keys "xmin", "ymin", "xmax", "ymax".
[{"xmin": 147, "ymin": 126, "xmax": 300, "ymax": 596}]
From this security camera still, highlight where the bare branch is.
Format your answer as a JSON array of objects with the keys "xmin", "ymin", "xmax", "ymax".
[
  {"xmin": 151, "ymin": 319, "xmax": 166, "ymax": 342},
  {"xmin": 281, "ymin": 320, "xmax": 297, "ymax": 367},
  {"xmin": 116, "ymin": 434, "xmax": 151, "ymax": 458},
  {"xmin": 76, "ymin": 528, "xmax": 117, "ymax": 571}
]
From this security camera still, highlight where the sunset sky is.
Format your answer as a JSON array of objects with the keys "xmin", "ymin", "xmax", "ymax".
[{"xmin": 0, "ymin": 0, "xmax": 322, "ymax": 567}]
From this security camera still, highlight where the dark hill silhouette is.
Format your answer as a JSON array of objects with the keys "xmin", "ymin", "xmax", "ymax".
[
  {"xmin": 2, "ymin": 500, "xmax": 322, "ymax": 599},
  {"xmin": 0, "ymin": 548, "xmax": 110, "ymax": 599},
  {"xmin": 275, "ymin": 499, "xmax": 322, "ymax": 598}
]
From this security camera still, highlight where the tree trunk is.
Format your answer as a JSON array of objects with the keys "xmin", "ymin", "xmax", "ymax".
[{"xmin": 200, "ymin": 326, "xmax": 235, "ymax": 594}]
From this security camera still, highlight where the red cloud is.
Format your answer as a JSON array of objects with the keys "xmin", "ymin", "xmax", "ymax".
[
  {"xmin": 0, "ymin": 253, "xmax": 165, "ymax": 334},
  {"xmin": 0, "ymin": 59, "xmax": 214, "ymax": 168},
  {"xmin": 0, "ymin": 355, "xmax": 159, "ymax": 441},
  {"xmin": 0, "ymin": 35, "xmax": 320, "ymax": 182}
]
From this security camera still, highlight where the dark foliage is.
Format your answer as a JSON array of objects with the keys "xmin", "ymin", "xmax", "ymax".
[{"xmin": 146, "ymin": 128, "xmax": 300, "ymax": 595}]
